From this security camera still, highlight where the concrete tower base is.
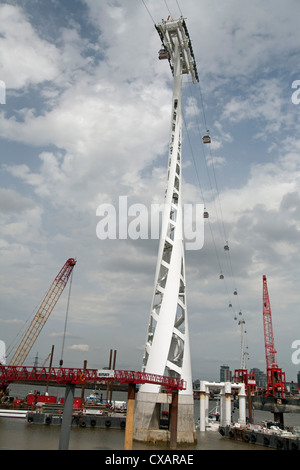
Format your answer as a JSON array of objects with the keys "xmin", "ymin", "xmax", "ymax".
[{"xmin": 133, "ymin": 391, "xmax": 197, "ymax": 445}]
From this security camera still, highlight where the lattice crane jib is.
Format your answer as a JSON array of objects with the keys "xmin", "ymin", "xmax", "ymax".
[
  {"xmin": 262, "ymin": 275, "xmax": 276, "ymax": 369},
  {"xmin": 9, "ymin": 258, "xmax": 76, "ymax": 367},
  {"xmin": 262, "ymin": 275, "xmax": 286, "ymax": 397}
]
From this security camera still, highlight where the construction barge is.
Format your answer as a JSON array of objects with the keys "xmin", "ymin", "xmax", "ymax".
[
  {"xmin": 26, "ymin": 409, "xmax": 127, "ymax": 429},
  {"xmin": 219, "ymin": 422, "xmax": 300, "ymax": 450},
  {"xmin": 0, "ymin": 389, "xmax": 127, "ymax": 429}
]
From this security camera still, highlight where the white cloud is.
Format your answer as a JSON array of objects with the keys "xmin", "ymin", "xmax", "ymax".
[
  {"xmin": 68, "ymin": 344, "xmax": 89, "ymax": 352},
  {"xmin": 0, "ymin": 3, "xmax": 60, "ymax": 89}
]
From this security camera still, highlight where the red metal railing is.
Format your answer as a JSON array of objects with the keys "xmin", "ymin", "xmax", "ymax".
[{"xmin": 0, "ymin": 366, "xmax": 186, "ymax": 391}]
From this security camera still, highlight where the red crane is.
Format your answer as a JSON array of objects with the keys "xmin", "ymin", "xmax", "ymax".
[
  {"xmin": 262, "ymin": 275, "xmax": 286, "ymax": 397},
  {"xmin": 9, "ymin": 258, "xmax": 76, "ymax": 367}
]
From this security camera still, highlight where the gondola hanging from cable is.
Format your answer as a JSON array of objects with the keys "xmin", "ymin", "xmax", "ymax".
[
  {"xmin": 203, "ymin": 209, "xmax": 209, "ymax": 218},
  {"xmin": 202, "ymin": 130, "xmax": 211, "ymax": 144},
  {"xmin": 224, "ymin": 242, "xmax": 229, "ymax": 251},
  {"xmin": 158, "ymin": 46, "xmax": 170, "ymax": 60}
]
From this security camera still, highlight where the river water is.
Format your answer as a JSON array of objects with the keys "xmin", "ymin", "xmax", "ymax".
[{"xmin": 0, "ymin": 383, "xmax": 299, "ymax": 451}]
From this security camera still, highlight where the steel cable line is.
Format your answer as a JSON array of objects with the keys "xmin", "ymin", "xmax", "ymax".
[
  {"xmin": 193, "ymin": 80, "xmax": 245, "ymax": 318},
  {"xmin": 141, "ymin": 0, "xmax": 156, "ymax": 25},
  {"xmin": 181, "ymin": 33, "xmax": 247, "ymax": 325},
  {"xmin": 182, "ymin": 100, "xmax": 236, "ymax": 315},
  {"xmin": 164, "ymin": 0, "xmax": 173, "ymax": 19},
  {"xmin": 186, "ymin": 80, "xmax": 250, "ymax": 370},
  {"xmin": 175, "ymin": 0, "xmax": 183, "ymax": 17}
]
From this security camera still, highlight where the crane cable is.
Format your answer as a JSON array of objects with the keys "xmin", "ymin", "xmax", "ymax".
[{"xmin": 59, "ymin": 269, "xmax": 74, "ymax": 367}]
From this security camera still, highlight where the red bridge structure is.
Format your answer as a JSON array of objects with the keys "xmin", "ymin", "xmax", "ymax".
[
  {"xmin": 0, "ymin": 365, "xmax": 185, "ymax": 450},
  {"xmin": 0, "ymin": 365, "xmax": 185, "ymax": 390}
]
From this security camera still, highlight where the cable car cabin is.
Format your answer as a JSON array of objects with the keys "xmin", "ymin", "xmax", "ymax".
[
  {"xmin": 224, "ymin": 244, "xmax": 229, "ymax": 251},
  {"xmin": 229, "ymin": 303, "xmax": 232, "ymax": 308},
  {"xmin": 202, "ymin": 135, "xmax": 211, "ymax": 144},
  {"xmin": 233, "ymin": 290, "xmax": 238, "ymax": 295},
  {"xmin": 203, "ymin": 211, "xmax": 209, "ymax": 219},
  {"xmin": 219, "ymin": 274, "xmax": 224, "ymax": 280},
  {"xmin": 159, "ymin": 48, "xmax": 170, "ymax": 60}
]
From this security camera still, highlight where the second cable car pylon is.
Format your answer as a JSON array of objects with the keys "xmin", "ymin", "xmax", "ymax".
[{"xmin": 134, "ymin": 17, "xmax": 199, "ymax": 445}]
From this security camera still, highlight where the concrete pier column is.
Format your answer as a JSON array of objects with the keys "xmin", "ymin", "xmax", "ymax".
[
  {"xmin": 238, "ymin": 384, "xmax": 246, "ymax": 425},
  {"xmin": 224, "ymin": 382, "xmax": 231, "ymax": 426},
  {"xmin": 199, "ymin": 381, "xmax": 206, "ymax": 432},
  {"xmin": 220, "ymin": 386, "xmax": 225, "ymax": 426},
  {"xmin": 205, "ymin": 387, "xmax": 210, "ymax": 428},
  {"xmin": 58, "ymin": 384, "xmax": 75, "ymax": 450}
]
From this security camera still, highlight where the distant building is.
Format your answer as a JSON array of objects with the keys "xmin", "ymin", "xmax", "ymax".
[
  {"xmin": 220, "ymin": 364, "xmax": 232, "ymax": 382},
  {"xmin": 250, "ymin": 367, "xmax": 267, "ymax": 388},
  {"xmin": 286, "ymin": 381, "xmax": 299, "ymax": 394}
]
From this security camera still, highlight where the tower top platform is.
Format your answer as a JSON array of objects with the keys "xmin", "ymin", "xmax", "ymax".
[{"xmin": 155, "ymin": 17, "xmax": 199, "ymax": 84}]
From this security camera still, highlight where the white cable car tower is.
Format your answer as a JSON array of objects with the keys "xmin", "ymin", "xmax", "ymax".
[
  {"xmin": 134, "ymin": 17, "xmax": 199, "ymax": 444},
  {"xmin": 239, "ymin": 319, "xmax": 246, "ymax": 369}
]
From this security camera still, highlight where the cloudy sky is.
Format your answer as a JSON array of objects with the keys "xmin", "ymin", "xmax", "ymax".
[{"xmin": 0, "ymin": 0, "xmax": 299, "ymax": 384}]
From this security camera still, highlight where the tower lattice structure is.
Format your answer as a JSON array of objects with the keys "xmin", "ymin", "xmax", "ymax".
[
  {"xmin": 141, "ymin": 17, "xmax": 198, "ymax": 395},
  {"xmin": 134, "ymin": 17, "xmax": 199, "ymax": 444}
]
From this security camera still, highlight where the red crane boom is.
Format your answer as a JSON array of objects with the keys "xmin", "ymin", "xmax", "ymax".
[
  {"xmin": 263, "ymin": 275, "xmax": 276, "ymax": 370},
  {"xmin": 9, "ymin": 258, "xmax": 76, "ymax": 367},
  {"xmin": 262, "ymin": 275, "xmax": 286, "ymax": 397}
]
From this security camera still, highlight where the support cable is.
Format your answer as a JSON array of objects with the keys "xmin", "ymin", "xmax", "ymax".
[
  {"xmin": 181, "ymin": 26, "xmax": 247, "ymax": 339},
  {"xmin": 164, "ymin": 0, "xmax": 173, "ymax": 20},
  {"xmin": 60, "ymin": 269, "xmax": 74, "ymax": 367},
  {"xmin": 176, "ymin": 0, "xmax": 184, "ymax": 17},
  {"xmin": 141, "ymin": 0, "xmax": 156, "ymax": 25}
]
